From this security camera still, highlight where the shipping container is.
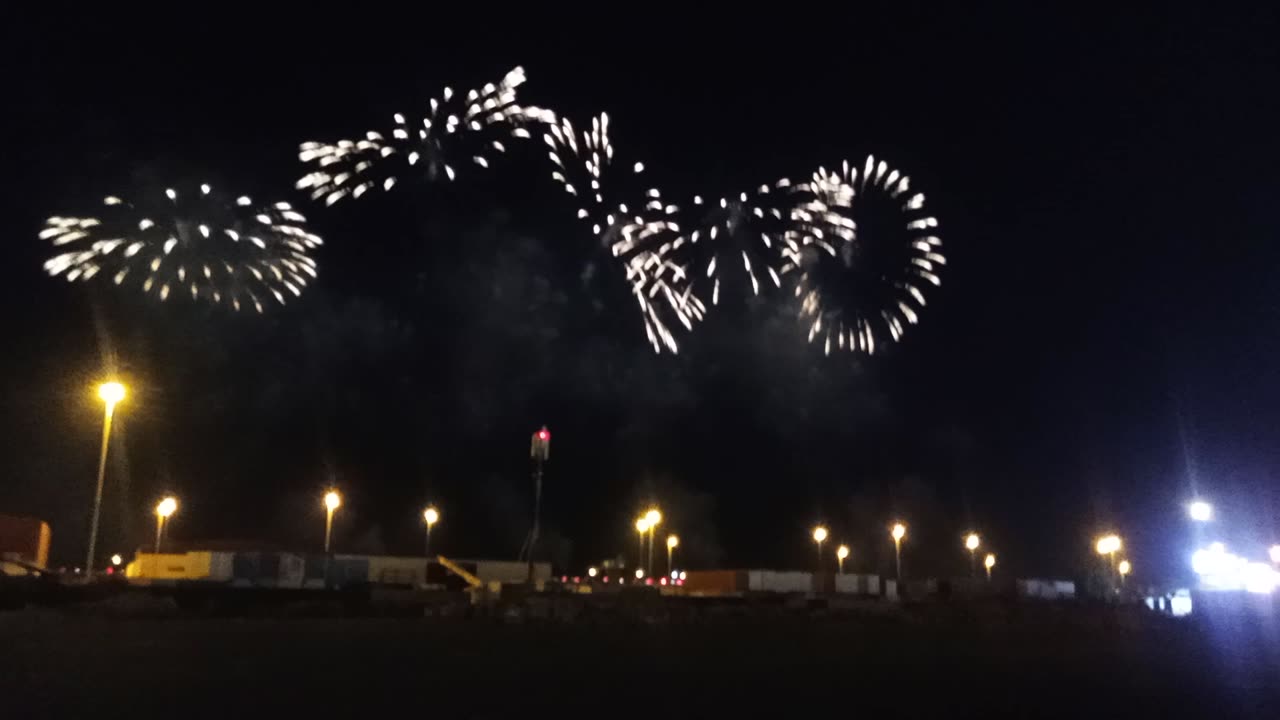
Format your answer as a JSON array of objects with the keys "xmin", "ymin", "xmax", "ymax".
[
  {"xmin": 834, "ymin": 573, "xmax": 881, "ymax": 596},
  {"xmin": 0, "ymin": 514, "xmax": 51, "ymax": 570},
  {"xmin": 126, "ymin": 551, "xmax": 226, "ymax": 581},
  {"xmin": 748, "ymin": 570, "xmax": 813, "ymax": 593},
  {"xmin": 683, "ymin": 570, "xmax": 747, "ymax": 595}
]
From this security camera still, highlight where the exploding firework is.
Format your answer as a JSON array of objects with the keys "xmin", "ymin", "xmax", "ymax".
[
  {"xmin": 41, "ymin": 183, "xmax": 321, "ymax": 312},
  {"xmin": 297, "ymin": 67, "xmax": 553, "ymax": 205},
  {"xmin": 780, "ymin": 155, "xmax": 943, "ymax": 355},
  {"xmin": 542, "ymin": 113, "xmax": 698, "ymax": 353}
]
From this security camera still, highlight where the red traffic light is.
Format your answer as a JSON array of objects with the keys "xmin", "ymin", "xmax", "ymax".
[{"xmin": 538, "ymin": 429, "xmax": 550, "ymax": 441}]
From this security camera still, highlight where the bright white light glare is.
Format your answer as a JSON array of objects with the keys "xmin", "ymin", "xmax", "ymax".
[
  {"xmin": 1188, "ymin": 501, "xmax": 1213, "ymax": 522},
  {"xmin": 679, "ymin": 571, "xmax": 687, "ymax": 581},
  {"xmin": 1271, "ymin": 545, "xmax": 1280, "ymax": 564},
  {"xmin": 587, "ymin": 567, "xmax": 598, "ymax": 578},
  {"xmin": 1192, "ymin": 543, "xmax": 1279, "ymax": 594},
  {"xmin": 670, "ymin": 570, "xmax": 679, "ymax": 579},
  {"xmin": 634, "ymin": 568, "xmax": 645, "ymax": 579}
]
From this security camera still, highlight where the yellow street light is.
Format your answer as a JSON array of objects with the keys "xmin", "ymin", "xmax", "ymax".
[
  {"xmin": 836, "ymin": 544, "xmax": 850, "ymax": 574},
  {"xmin": 323, "ymin": 490, "xmax": 342, "ymax": 553},
  {"xmin": 984, "ymin": 553, "xmax": 996, "ymax": 581},
  {"xmin": 965, "ymin": 532, "xmax": 981, "ymax": 578},
  {"xmin": 812, "ymin": 526, "xmax": 828, "ymax": 570},
  {"xmin": 645, "ymin": 509, "xmax": 662, "ymax": 527},
  {"xmin": 644, "ymin": 509, "xmax": 661, "ymax": 575},
  {"xmin": 891, "ymin": 523, "xmax": 907, "ymax": 581},
  {"xmin": 1118, "ymin": 559, "xmax": 1132, "ymax": 583},
  {"xmin": 423, "ymin": 506, "xmax": 440, "ymax": 557},
  {"xmin": 666, "ymin": 534, "xmax": 679, "ymax": 574},
  {"xmin": 154, "ymin": 496, "xmax": 178, "ymax": 554},
  {"xmin": 85, "ymin": 381, "xmax": 128, "ymax": 575},
  {"xmin": 635, "ymin": 516, "xmax": 650, "ymax": 571}
]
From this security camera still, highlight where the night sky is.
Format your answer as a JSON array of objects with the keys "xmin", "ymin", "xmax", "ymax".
[{"xmin": 4, "ymin": 9, "xmax": 1279, "ymax": 583}]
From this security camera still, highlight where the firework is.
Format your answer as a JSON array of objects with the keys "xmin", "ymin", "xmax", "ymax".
[
  {"xmin": 780, "ymin": 155, "xmax": 943, "ymax": 355},
  {"xmin": 542, "ymin": 113, "xmax": 698, "ymax": 353},
  {"xmin": 41, "ymin": 183, "xmax": 321, "ymax": 312},
  {"xmin": 297, "ymin": 67, "xmax": 553, "ymax": 205}
]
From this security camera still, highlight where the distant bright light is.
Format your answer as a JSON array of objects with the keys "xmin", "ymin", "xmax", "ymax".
[
  {"xmin": 891, "ymin": 523, "xmax": 907, "ymax": 542},
  {"xmin": 645, "ymin": 509, "xmax": 662, "ymax": 527},
  {"xmin": 812, "ymin": 526, "xmax": 828, "ymax": 543},
  {"xmin": 679, "ymin": 571, "xmax": 687, "ymax": 581},
  {"xmin": 1270, "ymin": 545, "xmax": 1280, "ymax": 564},
  {"xmin": 1192, "ymin": 543, "xmax": 1277, "ymax": 593},
  {"xmin": 1118, "ymin": 560, "xmax": 1132, "ymax": 577},
  {"xmin": 984, "ymin": 553, "xmax": 996, "ymax": 570},
  {"xmin": 423, "ymin": 506, "xmax": 439, "ymax": 526},
  {"xmin": 324, "ymin": 490, "xmax": 341, "ymax": 511},
  {"xmin": 666, "ymin": 534, "xmax": 679, "ymax": 549},
  {"xmin": 1188, "ymin": 501, "xmax": 1213, "ymax": 522},
  {"xmin": 965, "ymin": 533, "xmax": 980, "ymax": 551},
  {"xmin": 110, "ymin": 554, "xmax": 123, "ymax": 566},
  {"xmin": 537, "ymin": 428, "xmax": 549, "ymax": 442},
  {"xmin": 670, "ymin": 570, "xmax": 679, "ymax": 579},
  {"xmin": 660, "ymin": 577, "xmax": 668, "ymax": 586},
  {"xmin": 634, "ymin": 568, "xmax": 644, "ymax": 579},
  {"xmin": 836, "ymin": 545, "xmax": 850, "ymax": 560},
  {"xmin": 1243, "ymin": 563, "xmax": 1279, "ymax": 595},
  {"xmin": 636, "ymin": 517, "xmax": 650, "ymax": 533},
  {"xmin": 588, "ymin": 567, "xmax": 598, "ymax": 578},
  {"xmin": 1096, "ymin": 535, "xmax": 1122, "ymax": 555},
  {"xmin": 156, "ymin": 496, "xmax": 177, "ymax": 519},
  {"xmin": 98, "ymin": 382, "xmax": 126, "ymax": 405}
]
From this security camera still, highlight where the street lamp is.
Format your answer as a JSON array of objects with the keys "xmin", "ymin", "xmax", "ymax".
[
  {"xmin": 891, "ymin": 522, "xmax": 907, "ymax": 582},
  {"xmin": 1118, "ymin": 559, "xmax": 1132, "ymax": 583},
  {"xmin": 812, "ymin": 526, "xmax": 828, "ymax": 571},
  {"xmin": 984, "ymin": 553, "xmax": 996, "ymax": 581},
  {"xmin": 154, "ymin": 496, "xmax": 178, "ymax": 553},
  {"xmin": 423, "ymin": 506, "xmax": 439, "ymax": 557},
  {"xmin": 836, "ymin": 544, "xmax": 850, "ymax": 574},
  {"xmin": 324, "ymin": 490, "xmax": 342, "ymax": 553},
  {"xmin": 666, "ymin": 534, "xmax": 679, "ymax": 574},
  {"xmin": 110, "ymin": 554, "xmax": 123, "ymax": 567},
  {"xmin": 587, "ymin": 566, "xmax": 598, "ymax": 578},
  {"xmin": 635, "ymin": 516, "xmax": 650, "ymax": 570},
  {"xmin": 964, "ymin": 532, "xmax": 981, "ymax": 577},
  {"xmin": 1188, "ymin": 501, "xmax": 1213, "ymax": 523},
  {"xmin": 645, "ymin": 509, "xmax": 661, "ymax": 575},
  {"xmin": 85, "ymin": 381, "xmax": 126, "ymax": 576}
]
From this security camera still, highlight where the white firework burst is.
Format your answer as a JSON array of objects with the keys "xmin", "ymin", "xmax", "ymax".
[
  {"xmin": 41, "ymin": 183, "xmax": 321, "ymax": 312},
  {"xmin": 297, "ymin": 66, "xmax": 553, "ymax": 205},
  {"xmin": 779, "ymin": 155, "xmax": 943, "ymax": 355}
]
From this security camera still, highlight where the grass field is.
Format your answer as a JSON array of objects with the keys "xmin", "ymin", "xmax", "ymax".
[{"xmin": 3, "ymin": 604, "xmax": 1277, "ymax": 718}]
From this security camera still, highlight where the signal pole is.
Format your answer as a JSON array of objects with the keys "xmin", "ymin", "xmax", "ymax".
[{"xmin": 528, "ymin": 426, "xmax": 551, "ymax": 584}]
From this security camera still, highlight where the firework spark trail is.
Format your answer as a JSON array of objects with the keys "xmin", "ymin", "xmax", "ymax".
[
  {"xmin": 542, "ymin": 112, "xmax": 698, "ymax": 354},
  {"xmin": 779, "ymin": 155, "xmax": 943, "ymax": 355},
  {"xmin": 297, "ymin": 67, "xmax": 553, "ymax": 205},
  {"xmin": 42, "ymin": 183, "xmax": 321, "ymax": 312}
]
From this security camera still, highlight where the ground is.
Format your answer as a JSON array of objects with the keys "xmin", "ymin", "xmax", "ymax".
[{"xmin": 2, "ymin": 604, "xmax": 1277, "ymax": 718}]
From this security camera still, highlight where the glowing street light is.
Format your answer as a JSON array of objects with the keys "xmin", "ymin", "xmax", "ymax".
[
  {"xmin": 323, "ymin": 490, "xmax": 342, "ymax": 554},
  {"xmin": 154, "ymin": 496, "xmax": 178, "ymax": 554},
  {"xmin": 423, "ymin": 505, "xmax": 440, "ymax": 557},
  {"xmin": 85, "ymin": 381, "xmax": 127, "ymax": 576},
  {"xmin": 836, "ymin": 544, "xmax": 850, "ymax": 574},
  {"xmin": 110, "ymin": 554, "xmax": 123, "ymax": 567},
  {"xmin": 666, "ymin": 534, "xmax": 679, "ymax": 575},
  {"xmin": 634, "ymin": 568, "xmax": 645, "ymax": 580},
  {"xmin": 812, "ymin": 526, "xmax": 828, "ymax": 570},
  {"xmin": 891, "ymin": 523, "xmax": 907, "ymax": 582},
  {"xmin": 644, "ymin": 509, "xmax": 662, "ymax": 575},
  {"xmin": 1188, "ymin": 501, "xmax": 1213, "ymax": 523},
  {"xmin": 1118, "ymin": 559, "xmax": 1132, "ymax": 585},
  {"xmin": 964, "ymin": 532, "xmax": 981, "ymax": 578},
  {"xmin": 984, "ymin": 553, "xmax": 996, "ymax": 581},
  {"xmin": 635, "ymin": 516, "xmax": 650, "ymax": 570},
  {"xmin": 587, "ymin": 566, "xmax": 598, "ymax": 578}
]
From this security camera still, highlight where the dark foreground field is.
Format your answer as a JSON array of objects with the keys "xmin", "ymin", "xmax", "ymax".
[{"xmin": 3, "ymin": 604, "xmax": 1278, "ymax": 718}]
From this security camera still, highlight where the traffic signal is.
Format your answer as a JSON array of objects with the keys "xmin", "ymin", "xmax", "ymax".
[{"xmin": 530, "ymin": 425, "xmax": 551, "ymax": 460}]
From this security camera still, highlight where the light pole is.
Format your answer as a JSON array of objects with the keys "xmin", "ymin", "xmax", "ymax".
[
  {"xmin": 635, "ymin": 516, "xmax": 650, "ymax": 570},
  {"xmin": 528, "ymin": 426, "xmax": 550, "ymax": 584},
  {"xmin": 891, "ymin": 522, "xmax": 907, "ymax": 582},
  {"xmin": 836, "ymin": 545, "xmax": 849, "ymax": 574},
  {"xmin": 812, "ymin": 526, "xmax": 828, "ymax": 571},
  {"xmin": 85, "ymin": 381, "xmax": 126, "ymax": 576},
  {"xmin": 1096, "ymin": 534, "xmax": 1122, "ymax": 589},
  {"xmin": 666, "ymin": 534, "xmax": 679, "ymax": 575},
  {"xmin": 423, "ymin": 506, "xmax": 439, "ymax": 557},
  {"xmin": 984, "ymin": 553, "xmax": 996, "ymax": 581},
  {"xmin": 965, "ymin": 532, "xmax": 981, "ymax": 578},
  {"xmin": 645, "ymin": 509, "xmax": 662, "ymax": 576},
  {"xmin": 324, "ymin": 490, "xmax": 341, "ymax": 553},
  {"xmin": 154, "ymin": 496, "xmax": 177, "ymax": 553}
]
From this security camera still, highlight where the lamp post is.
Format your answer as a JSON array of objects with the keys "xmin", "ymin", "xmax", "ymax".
[
  {"xmin": 666, "ymin": 534, "xmax": 679, "ymax": 575},
  {"xmin": 154, "ymin": 496, "xmax": 177, "ymax": 553},
  {"xmin": 836, "ymin": 545, "xmax": 849, "ymax": 574},
  {"xmin": 1096, "ymin": 534, "xmax": 1122, "ymax": 590},
  {"xmin": 891, "ymin": 523, "xmax": 907, "ymax": 582},
  {"xmin": 965, "ymin": 532, "xmax": 981, "ymax": 578},
  {"xmin": 645, "ymin": 509, "xmax": 662, "ymax": 576},
  {"xmin": 984, "ymin": 553, "xmax": 996, "ymax": 581},
  {"xmin": 812, "ymin": 526, "xmax": 828, "ymax": 571},
  {"xmin": 85, "ymin": 381, "xmax": 126, "ymax": 576},
  {"xmin": 528, "ymin": 426, "xmax": 550, "ymax": 584},
  {"xmin": 324, "ymin": 490, "xmax": 341, "ymax": 553},
  {"xmin": 635, "ymin": 516, "xmax": 650, "ymax": 571},
  {"xmin": 423, "ymin": 506, "xmax": 439, "ymax": 557},
  {"xmin": 1118, "ymin": 559, "xmax": 1132, "ymax": 587}
]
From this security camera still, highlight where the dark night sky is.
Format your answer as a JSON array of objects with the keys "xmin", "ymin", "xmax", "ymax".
[{"xmin": 3, "ymin": 8, "xmax": 1279, "ymax": 582}]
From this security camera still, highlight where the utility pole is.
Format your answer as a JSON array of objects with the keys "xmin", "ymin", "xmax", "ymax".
[{"xmin": 527, "ymin": 426, "xmax": 551, "ymax": 584}]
